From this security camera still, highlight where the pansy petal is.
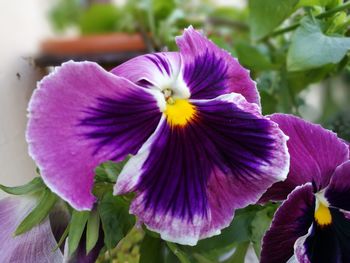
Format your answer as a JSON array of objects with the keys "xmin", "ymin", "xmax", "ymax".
[
  {"xmin": 115, "ymin": 93, "xmax": 289, "ymax": 245},
  {"xmin": 176, "ymin": 26, "xmax": 259, "ymax": 104},
  {"xmin": 325, "ymin": 161, "xmax": 350, "ymax": 211},
  {"xmin": 27, "ymin": 61, "xmax": 161, "ymax": 210},
  {"xmin": 111, "ymin": 52, "xmax": 181, "ymax": 88},
  {"xmin": 295, "ymin": 208, "xmax": 350, "ymax": 262},
  {"xmin": 261, "ymin": 114, "xmax": 349, "ymax": 202},
  {"xmin": 0, "ymin": 197, "xmax": 63, "ymax": 263},
  {"xmin": 261, "ymin": 183, "xmax": 315, "ymax": 263},
  {"xmin": 294, "ymin": 231, "xmax": 312, "ymax": 263}
]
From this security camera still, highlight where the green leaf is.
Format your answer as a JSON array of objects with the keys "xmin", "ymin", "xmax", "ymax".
[
  {"xmin": 14, "ymin": 189, "xmax": 57, "ymax": 235},
  {"xmin": 287, "ymin": 16, "xmax": 350, "ymax": 71},
  {"xmin": 223, "ymin": 242, "xmax": 250, "ymax": 263},
  {"xmin": 139, "ymin": 234, "xmax": 164, "ymax": 263},
  {"xmin": 193, "ymin": 207, "xmax": 257, "ymax": 252},
  {"xmin": 68, "ymin": 210, "xmax": 89, "ymax": 255},
  {"xmin": 235, "ymin": 42, "xmax": 277, "ymax": 71},
  {"xmin": 79, "ymin": 3, "xmax": 119, "ymax": 35},
  {"xmin": 49, "ymin": 0, "xmax": 81, "ymax": 32},
  {"xmin": 250, "ymin": 207, "xmax": 276, "ymax": 258},
  {"xmin": 249, "ymin": 0, "xmax": 299, "ymax": 40},
  {"xmin": 192, "ymin": 253, "xmax": 215, "ymax": 263},
  {"xmin": 286, "ymin": 64, "xmax": 335, "ymax": 93},
  {"xmin": 98, "ymin": 192, "xmax": 135, "ymax": 249},
  {"xmin": 95, "ymin": 158, "xmax": 129, "ymax": 183},
  {"xmin": 86, "ymin": 209, "xmax": 100, "ymax": 254},
  {"xmin": 297, "ymin": 0, "xmax": 341, "ymax": 8},
  {"xmin": 166, "ymin": 242, "xmax": 191, "ymax": 263},
  {"xmin": 260, "ymin": 91, "xmax": 278, "ymax": 115},
  {"xmin": 0, "ymin": 177, "xmax": 45, "ymax": 195},
  {"xmin": 153, "ymin": 0, "xmax": 176, "ymax": 20}
]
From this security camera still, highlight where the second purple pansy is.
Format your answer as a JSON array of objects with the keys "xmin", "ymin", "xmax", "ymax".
[
  {"xmin": 261, "ymin": 114, "xmax": 350, "ymax": 263},
  {"xmin": 26, "ymin": 27, "xmax": 289, "ymax": 245}
]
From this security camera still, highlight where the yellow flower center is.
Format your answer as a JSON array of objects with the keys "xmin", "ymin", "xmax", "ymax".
[
  {"xmin": 164, "ymin": 99, "xmax": 196, "ymax": 127},
  {"xmin": 314, "ymin": 201, "xmax": 332, "ymax": 227}
]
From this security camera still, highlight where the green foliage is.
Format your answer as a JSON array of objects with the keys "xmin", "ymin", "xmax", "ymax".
[
  {"xmin": 186, "ymin": 204, "xmax": 278, "ymax": 261},
  {"xmin": 298, "ymin": 0, "xmax": 342, "ymax": 8},
  {"xmin": 14, "ymin": 189, "xmax": 57, "ymax": 235},
  {"xmin": 79, "ymin": 4, "xmax": 120, "ymax": 35},
  {"xmin": 250, "ymin": 207, "xmax": 276, "ymax": 257},
  {"xmin": 167, "ymin": 242, "xmax": 191, "ymax": 263},
  {"xmin": 98, "ymin": 192, "xmax": 135, "ymax": 249},
  {"xmin": 139, "ymin": 234, "xmax": 164, "ymax": 263},
  {"xmin": 287, "ymin": 16, "xmax": 350, "ymax": 71},
  {"xmin": 153, "ymin": 0, "xmax": 176, "ymax": 20},
  {"xmin": 249, "ymin": 0, "xmax": 299, "ymax": 40},
  {"xmin": 235, "ymin": 42, "xmax": 276, "ymax": 71},
  {"xmin": 325, "ymin": 107, "xmax": 350, "ymax": 141},
  {"xmin": 68, "ymin": 210, "xmax": 89, "ymax": 255},
  {"xmin": 95, "ymin": 159, "xmax": 129, "ymax": 183},
  {"xmin": 224, "ymin": 242, "xmax": 250, "ymax": 263},
  {"xmin": 49, "ymin": 0, "xmax": 81, "ymax": 32},
  {"xmin": 0, "ymin": 177, "xmax": 45, "ymax": 195},
  {"xmin": 86, "ymin": 209, "xmax": 100, "ymax": 254}
]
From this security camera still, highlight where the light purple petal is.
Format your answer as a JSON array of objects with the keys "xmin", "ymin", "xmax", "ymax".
[
  {"xmin": 176, "ymin": 26, "xmax": 259, "ymax": 104},
  {"xmin": 261, "ymin": 183, "xmax": 315, "ymax": 263},
  {"xmin": 326, "ymin": 160, "xmax": 350, "ymax": 211},
  {"xmin": 27, "ymin": 61, "xmax": 161, "ymax": 210},
  {"xmin": 115, "ymin": 93, "xmax": 289, "ymax": 245},
  {"xmin": 261, "ymin": 114, "xmax": 349, "ymax": 202},
  {"xmin": 111, "ymin": 52, "xmax": 181, "ymax": 88},
  {"xmin": 0, "ymin": 197, "xmax": 63, "ymax": 263}
]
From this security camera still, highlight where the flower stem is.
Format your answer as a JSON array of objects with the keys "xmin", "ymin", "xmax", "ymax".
[{"xmin": 261, "ymin": 1, "xmax": 350, "ymax": 41}]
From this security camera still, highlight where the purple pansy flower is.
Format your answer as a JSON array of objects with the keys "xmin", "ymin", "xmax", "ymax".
[
  {"xmin": 26, "ymin": 27, "xmax": 289, "ymax": 245},
  {"xmin": 260, "ymin": 114, "xmax": 350, "ymax": 263}
]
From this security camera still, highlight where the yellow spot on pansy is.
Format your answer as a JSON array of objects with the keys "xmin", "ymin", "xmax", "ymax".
[
  {"xmin": 164, "ymin": 99, "xmax": 196, "ymax": 127},
  {"xmin": 315, "ymin": 202, "xmax": 332, "ymax": 227}
]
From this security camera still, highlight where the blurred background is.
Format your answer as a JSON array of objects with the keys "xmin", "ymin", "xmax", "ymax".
[{"xmin": 0, "ymin": 0, "xmax": 349, "ymax": 191}]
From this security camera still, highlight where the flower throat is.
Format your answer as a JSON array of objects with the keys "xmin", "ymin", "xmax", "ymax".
[{"xmin": 162, "ymin": 88, "xmax": 196, "ymax": 127}]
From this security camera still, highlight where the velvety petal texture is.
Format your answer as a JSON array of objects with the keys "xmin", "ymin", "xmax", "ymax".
[
  {"xmin": 0, "ymin": 197, "xmax": 63, "ymax": 263},
  {"xmin": 27, "ymin": 61, "xmax": 161, "ymax": 210},
  {"xmin": 176, "ymin": 26, "xmax": 259, "ymax": 104},
  {"xmin": 261, "ymin": 114, "xmax": 349, "ymax": 202},
  {"xmin": 295, "ymin": 208, "xmax": 350, "ymax": 263},
  {"xmin": 115, "ymin": 93, "xmax": 289, "ymax": 245},
  {"xmin": 261, "ymin": 184, "xmax": 315, "ymax": 263},
  {"xmin": 325, "ymin": 161, "xmax": 350, "ymax": 211}
]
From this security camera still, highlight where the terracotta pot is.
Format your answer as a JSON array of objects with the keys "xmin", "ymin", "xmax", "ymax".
[
  {"xmin": 41, "ymin": 32, "xmax": 146, "ymax": 55},
  {"xmin": 36, "ymin": 33, "xmax": 147, "ymax": 68}
]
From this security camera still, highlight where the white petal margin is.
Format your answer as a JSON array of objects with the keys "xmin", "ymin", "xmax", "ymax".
[
  {"xmin": 0, "ymin": 197, "xmax": 63, "ymax": 263},
  {"xmin": 114, "ymin": 116, "xmax": 167, "ymax": 195},
  {"xmin": 294, "ymin": 226, "xmax": 312, "ymax": 263},
  {"xmin": 192, "ymin": 92, "xmax": 290, "ymax": 183}
]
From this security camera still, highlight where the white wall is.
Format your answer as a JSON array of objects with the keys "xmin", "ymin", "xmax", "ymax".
[{"xmin": 0, "ymin": 0, "xmax": 53, "ymax": 193}]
